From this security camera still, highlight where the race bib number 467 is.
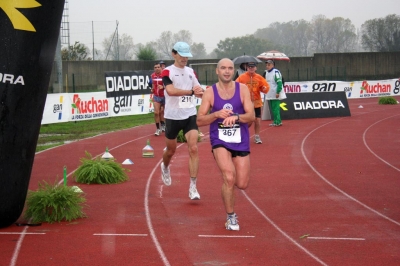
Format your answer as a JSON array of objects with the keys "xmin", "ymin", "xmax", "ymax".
[{"xmin": 218, "ymin": 122, "xmax": 241, "ymax": 143}]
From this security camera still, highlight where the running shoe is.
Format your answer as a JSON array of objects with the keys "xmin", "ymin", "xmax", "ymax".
[
  {"xmin": 155, "ymin": 129, "xmax": 161, "ymax": 136},
  {"xmin": 225, "ymin": 214, "xmax": 239, "ymax": 231},
  {"xmin": 269, "ymin": 123, "xmax": 276, "ymax": 127},
  {"xmin": 161, "ymin": 124, "xmax": 166, "ymax": 132},
  {"xmin": 275, "ymin": 123, "xmax": 282, "ymax": 127},
  {"xmin": 254, "ymin": 135, "xmax": 262, "ymax": 144},
  {"xmin": 189, "ymin": 186, "xmax": 200, "ymax": 200},
  {"xmin": 160, "ymin": 162, "xmax": 171, "ymax": 186}
]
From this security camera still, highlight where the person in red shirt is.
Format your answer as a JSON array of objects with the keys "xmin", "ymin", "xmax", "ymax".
[{"xmin": 151, "ymin": 63, "xmax": 165, "ymax": 135}]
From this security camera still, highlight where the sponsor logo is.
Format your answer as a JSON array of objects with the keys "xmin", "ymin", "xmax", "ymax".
[
  {"xmin": 344, "ymin": 82, "xmax": 354, "ymax": 97},
  {"xmin": 293, "ymin": 100, "xmax": 345, "ymax": 110},
  {"xmin": 0, "ymin": 73, "xmax": 25, "ymax": 85},
  {"xmin": 284, "ymin": 84, "xmax": 301, "ymax": 93},
  {"xmin": 114, "ymin": 95, "xmax": 132, "ymax": 114},
  {"xmin": 0, "ymin": 1, "xmax": 41, "ymax": 32},
  {"xmin": 312, "ymin": 82, "xmax": 336, "ymax": 92},
  {"xmin": 106, "ymin": 75, "xmax": 150, "ymax": 93},
  {"xmin": 71, "ymin": 94, "xmax": 109, "ymax": 120},
  {"xmin": 53, "ymin": 96, "xmax": 63, "ymax": 120},
  {"xmin": 360, "ymin": 80, "xmax": 391, "ymax": 97},
  {"xmin": 395, "ymin": 79, "xmax": 400, "ymax": 94}
]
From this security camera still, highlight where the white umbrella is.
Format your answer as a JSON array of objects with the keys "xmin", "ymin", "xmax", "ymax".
[{"xmin": 257, "ymin": 50, "xmax": 290, "ymax": 61}]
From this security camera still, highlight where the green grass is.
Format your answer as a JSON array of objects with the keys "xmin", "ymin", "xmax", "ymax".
[
  {"xmin": 378, "ymin": 96, "xmax": 398, "ymax": 105},
  {"xmin": 74, "ymin": 152, "xmax": 130, "ymax": 184},
  {"xmin": 37, "ymin": 113, "xmax": 154, "ymax": 152},
  {"xmin": 25, "ymin": 180, "xmax": 87, "ymax": 223}
]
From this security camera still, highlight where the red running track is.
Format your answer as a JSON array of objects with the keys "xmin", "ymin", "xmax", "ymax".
[{"xmin": 1, "ymin": 96, "xmax": 400, "ymax": 266}]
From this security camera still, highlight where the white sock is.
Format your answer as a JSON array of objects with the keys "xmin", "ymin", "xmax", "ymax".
[{"xmin": 190, "ymin": 177, "xmax": 197, "ymax": 187}]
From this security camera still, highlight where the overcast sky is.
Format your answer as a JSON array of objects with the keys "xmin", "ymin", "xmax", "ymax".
[{"xmin": 68, "ymin": 0, "xmax": 399, "ymax": 53}]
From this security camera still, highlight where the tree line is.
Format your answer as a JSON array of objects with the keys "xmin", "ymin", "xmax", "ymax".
[{"xmin": 62, "ymin": 14, "xmax": 400, "ymax": 61}]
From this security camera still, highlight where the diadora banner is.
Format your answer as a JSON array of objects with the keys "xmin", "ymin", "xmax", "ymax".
[
  {"xmin": 104, "ymin": 70, "xmax": 153, "ymax": 98},
  {"xmin": 280, "ymin": 92, "xmax": 351, "ymax": 120},
  {"xmin": 0, "ymin": 0, "xmax": 65, "ymax": 228},
  {"xmin": 283, "ymin": 78, "xmax": 400, "ymax": 98}
]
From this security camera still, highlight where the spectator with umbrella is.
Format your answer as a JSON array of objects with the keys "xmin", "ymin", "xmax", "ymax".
[{"xmin": 232, "ymin": 55, "xmax": 262, "ymax": 80}]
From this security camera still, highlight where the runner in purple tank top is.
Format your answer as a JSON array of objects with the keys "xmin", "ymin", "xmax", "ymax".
[{"xmin": 197, "ymin": 58, "xmax": 255, "ymax": 231}]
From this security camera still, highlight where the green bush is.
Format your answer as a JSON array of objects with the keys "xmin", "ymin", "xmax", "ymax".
[
  {"xmin": 25, "ymin": 181, "xmax": 86, "ymax": 223},
  {"xmin": 177, "ymin": 130, "xmax": 202, "ymax": 143},
  {"xmin": 378, "ymin": 96, "xmax": 398, "ymax": 105},
  {"xmin": 74, "ymin": 151, "xmax": 129, "ymax": 184}
]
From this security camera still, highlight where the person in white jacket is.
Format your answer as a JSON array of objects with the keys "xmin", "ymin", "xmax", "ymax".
[{"xmin": 263, "ymin": 60, "xmax": 285, "ymax": 126}]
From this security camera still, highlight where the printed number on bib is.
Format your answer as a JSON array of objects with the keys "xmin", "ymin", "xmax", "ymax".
[
  {"xmin": 179, "ymin": 95, "xmax": 193, "ymax": 108},
  {"xmin": 218, "ymin": 122, "xmax": 241, "ymax": 143}
]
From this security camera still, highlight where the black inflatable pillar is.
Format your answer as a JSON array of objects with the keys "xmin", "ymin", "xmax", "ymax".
[{"xmin": 0, "ymin": 1, "xmax": 65, "ymax": 228}]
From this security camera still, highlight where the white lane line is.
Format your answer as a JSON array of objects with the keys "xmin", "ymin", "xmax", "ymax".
[
  {"xmin": 145, "ymin": 158, "xmax": 172, "ymax": 266},
  {"xmin": 10, "ymin": 227, "xmax": 28, "ymax": 266},
  {"xmin": 9, "ymin": 133, "xmax": 156, "ymax": 266},
  {"xmin": 198, "ymin": 235, "xmax": 255, "ymax": 238},
  {"xmin": 93, "ymin": 233, "xmax": 148, "ymax": 236},
  {"xmin": 159, "ymin": 185, "xmax": 164, "ymax": 198},
  {"xmin": 362, "ymin": 114, "xmax": 400, "ymax": 172},
  {"xmin": 301, "ymin": 118, "xmax": 400, "ymax": 227},
  {"xmin": 0, "ymin": 232, "xmax": 45, "ymax": 235},
  {"xmin": 144, "ymin": 133, "xmax": 210, "ymax": 266},
  {"xmin": 307, "ymin": 237, "xmax": 365, "ymax": 241},
  {"xmin": 242, "ymin": 191, "xmax": 328, "ymax": 266}
]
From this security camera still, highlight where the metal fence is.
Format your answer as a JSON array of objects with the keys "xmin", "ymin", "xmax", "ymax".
[{"xmin": 49, "ymin": 52, "xmax": 400, "ymax": 92}]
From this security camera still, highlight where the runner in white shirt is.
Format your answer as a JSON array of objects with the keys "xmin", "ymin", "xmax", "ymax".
[{"xmin": 160, "ymin": 41, "xmax": 204, "ymax": 200}]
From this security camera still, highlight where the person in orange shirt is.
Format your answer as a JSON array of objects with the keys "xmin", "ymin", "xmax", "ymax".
[{"xmin": 236, "ymin": 62, "xmax": 270, "ymax": 144}]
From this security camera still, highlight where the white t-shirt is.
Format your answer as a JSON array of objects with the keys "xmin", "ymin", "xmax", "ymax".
[{"xmin": 162, "ymin": 65, "xmax": 200, "ymax": 120}]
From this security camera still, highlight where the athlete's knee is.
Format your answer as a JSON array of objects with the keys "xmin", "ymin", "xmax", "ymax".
[
  {"xmin": 236, "ymin": 182, "xmax": 248, "ymax": 190},
  {"xmin": 187, "ymin": 144, "xmax": 198, "ymax": 156},
  {"xmin": 235, "ymin": 175, "xmax": 249, "ymax": 189},
  {"xmin": 223, "ymin": 176, "xmax": 235, "ymax": 188}
]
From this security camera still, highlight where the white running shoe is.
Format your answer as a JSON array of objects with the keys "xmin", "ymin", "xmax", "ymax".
[
  {"xmin": 225, "ymin": 214, "xmax": 239, "ymax": 231},
  {"xmin": 189, "ymin": 186, "xmax": 200, "ymax": 200},
  {"xmin": 254, "ymin": 135, "xmax": 262, "ymax": 144},
  {"xmin": 161, "ymin": 162, "xmax": 171, "ymax": 186},
  {"xmin": 155, "ymin": 129, "xmax": 161, "ymax": 136},
  {"xmin": 161, "ymin": 124, "xmax": 166, "ymax": 132}
]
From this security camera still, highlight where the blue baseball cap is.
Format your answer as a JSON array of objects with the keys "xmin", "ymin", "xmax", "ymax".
[{"xmin": 173, "ymin": 42, "xmax": 193, "ymax": 57}]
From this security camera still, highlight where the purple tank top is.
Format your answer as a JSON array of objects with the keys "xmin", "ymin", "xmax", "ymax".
[{"xmin": 210, "ymin": 82, "xmax": 250, "ymax": 151}]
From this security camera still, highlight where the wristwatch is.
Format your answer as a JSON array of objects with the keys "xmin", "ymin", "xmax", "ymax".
[{"xmin": 234, "ymin": 113, "xmax": 239, "ymax": 122}]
